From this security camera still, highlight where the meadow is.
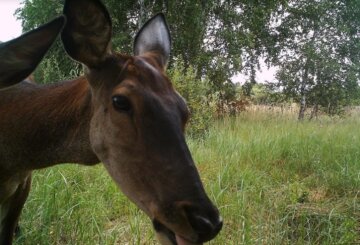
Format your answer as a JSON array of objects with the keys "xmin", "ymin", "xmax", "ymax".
[{"xmin": 15, "ymin": 110, "xmax": 360, "ymax": 244}]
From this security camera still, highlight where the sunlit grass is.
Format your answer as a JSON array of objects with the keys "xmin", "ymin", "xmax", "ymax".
[{"xmin": 16, "ymin": 111, "xmax": 360, "ymax": 244}]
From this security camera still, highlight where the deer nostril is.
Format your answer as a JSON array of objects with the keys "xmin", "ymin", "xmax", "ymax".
[
  {"xmin": 191, "ymin": 215, "xmax": 215, "ymax": 233},
  {"xmin": 184, "ymin": 207, "xmax": 223, "ymax": 243},
  {"xmin": 194, "ymin": 215, "xmax": 215, "ymax": 229}
]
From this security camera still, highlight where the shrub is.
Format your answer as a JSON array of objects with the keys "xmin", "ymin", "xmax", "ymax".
[
  {"xmin": 34, "ymin": 55, "xmax": 82, "ymax": 84},
  {"xmin": 168, "ymin": 59, "xmax": 218, "ymax": 137}
]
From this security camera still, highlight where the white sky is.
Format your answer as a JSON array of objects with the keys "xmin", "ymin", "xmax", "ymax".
[
  {"xmin": 232, "ymin": 59, "xmax": 277, "ymax": 84},
  {"xmin": 0, "ymin": 0, "xmax": 23, "ymax": 42}
]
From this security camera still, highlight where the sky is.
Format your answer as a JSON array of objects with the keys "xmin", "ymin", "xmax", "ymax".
[
  {"xmin": 0, "ymin": 0, "xmax": 23, "ymax": 42},
  {"xmin": 232, "ymin": 60, "xmax": 277, "ymax": 84},
  {"xmin": 0, "ymin": 0, "xmax": 275, "ymax": 83}
]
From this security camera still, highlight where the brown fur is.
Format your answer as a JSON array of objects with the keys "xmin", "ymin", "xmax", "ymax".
[
  {"xmin": 0, "ymin": 78, "xmax": 98, "ymax": 171},
  {"xmin": 0, "ymin": 78, "xmax": 98, "ymax": 244}
]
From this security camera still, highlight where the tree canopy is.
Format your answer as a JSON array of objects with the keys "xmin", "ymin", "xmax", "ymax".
[
  {"xmin": 268, "ymin": 0, "xmax": 360, "ymax": 118},
  {"xmin": 16, "ymin": 0, "xmax": 360, "ymax": 118},
  {"xmin": 16, "ymin": 0, "xmax": 284, "ymax": 85}
]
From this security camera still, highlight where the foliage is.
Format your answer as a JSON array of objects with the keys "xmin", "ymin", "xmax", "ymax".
[
  {"xmin": 15, "ymin": 0, "xmax": 360, "ymax": 119},
  {"xmin": 15, "ymin": 0, "xmax": 287, "ymax": 92},
  {"xmin": 249, "ymin": 83, "xmax": 286, "ymax": 105},
  {"xmin": 168, "ymin": 59, "xmax": 218, "ymax": 137},
  {"xmin": 268, "ymin": 0, "xmax": 360, "ymax": 119}
]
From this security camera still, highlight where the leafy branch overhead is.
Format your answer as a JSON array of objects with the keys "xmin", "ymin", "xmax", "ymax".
[
  {"xmin": 16, "ymin": 0, "xmax": 360, "ymax": 120},
  {"xmin": 15, "ymin": 0, "xmax": 284, "ymax": 87}
]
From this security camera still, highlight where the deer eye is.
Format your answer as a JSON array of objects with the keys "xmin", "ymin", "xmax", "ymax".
[{"xmin": 112, "ymin": 95, "xmax": 132, "ymax": 112}]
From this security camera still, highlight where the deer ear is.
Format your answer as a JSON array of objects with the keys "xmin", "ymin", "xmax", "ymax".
[
  {"xmin": 134, "ymin": 13, "xmax": 171, "ymax": 67},
  {"xmin": 61, "ymin": 0, "xmax": 112, "ymax": 68},
  {"xmin": 0, "ymin": 16, "xmax": 65, "ymax": 89}
]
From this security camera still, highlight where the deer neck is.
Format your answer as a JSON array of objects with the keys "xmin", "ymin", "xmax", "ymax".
[{"xmin": 0, "ymin": 77, "xmax": 99, "ymax": 173}]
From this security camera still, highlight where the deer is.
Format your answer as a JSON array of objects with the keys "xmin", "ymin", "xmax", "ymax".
[
  {"xmin": 0, "ymin": 0, "xmax": 222, "ymax": 244},
  {"xmin": 0, "ymin": 16, "xmax": 65, "ymax": 244}
]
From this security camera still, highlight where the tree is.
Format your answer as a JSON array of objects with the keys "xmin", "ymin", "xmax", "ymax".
[
  {"xmin": 269, "ymin": 0, "xmax": 360, "ymax": 119},
  {"xmin": 16, "ymin": 0, "xmax": 286, "ymax": 98}
]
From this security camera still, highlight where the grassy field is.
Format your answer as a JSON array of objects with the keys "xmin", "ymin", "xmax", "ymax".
[{"xmin": 15, "ymin": 111, "xmax": 360, "ymax": 244}]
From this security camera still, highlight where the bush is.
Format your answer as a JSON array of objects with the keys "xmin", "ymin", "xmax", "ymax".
[
  {"xmin": 34, "ymin": 57, "xmax": 66, "ymax": 84},
  {"xmin": 168, "ymin": 59, "xmax": 218, "ymax": 137},
  {"xmin": 33, "ymin": 53, "xmax": 82, "ymax": 84}
]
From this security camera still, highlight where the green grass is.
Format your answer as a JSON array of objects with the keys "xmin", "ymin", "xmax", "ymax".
[{"xmin": 15, "ymin": 111, "xmax": 360, "ymax": 244}]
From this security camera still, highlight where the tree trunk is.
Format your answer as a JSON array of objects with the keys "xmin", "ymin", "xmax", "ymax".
[
  {"xmin": 309, "ymin": 103, "xmax": 318, "ymax": 120},
  {"xmin": 138, "ymin": 0, "xmax": 144, "ymax": 28},
  {"xmin": 298, "ymin": 61, "xmax": 309, "ymax": 121},
  {"xmin": 298, "ymin": 93, "xmax": 306, "ymax": 120}
]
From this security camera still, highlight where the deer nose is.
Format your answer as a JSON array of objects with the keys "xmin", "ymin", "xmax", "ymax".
[{"xmin": 183, "ymin": 204, "xmax": 223, "ymax": 243}]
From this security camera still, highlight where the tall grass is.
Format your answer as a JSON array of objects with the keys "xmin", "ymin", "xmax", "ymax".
[{"xmin": 15, "ymin": 111, "xmax": 359, "ymax": 244}]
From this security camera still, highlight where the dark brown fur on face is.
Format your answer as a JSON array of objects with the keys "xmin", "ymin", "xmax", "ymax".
[{"xmin": 82, "ymin": 53, "xmax": 222, "ymax": 245}]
